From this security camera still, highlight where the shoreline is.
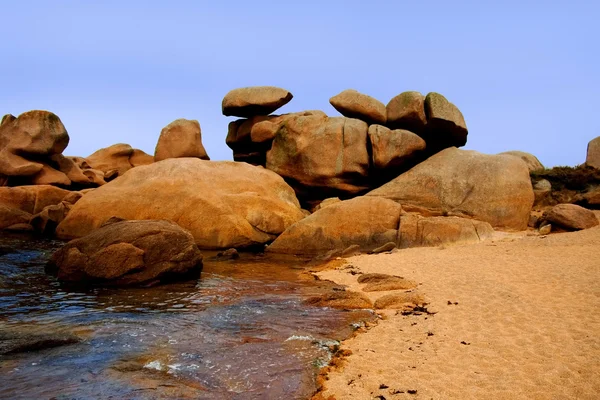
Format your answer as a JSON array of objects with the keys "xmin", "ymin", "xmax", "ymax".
[{"xmin": 311, "ymin": 225, "xmax": 600, "ymax": 399}]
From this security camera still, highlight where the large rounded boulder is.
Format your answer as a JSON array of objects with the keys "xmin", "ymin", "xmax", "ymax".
[
  {"xmin": 265, "ymin": 113, "xmax": 370, "ymax": 201},
  {"xmin": 56, "ymin": 159, "xmax": 306, "ymax": 249},
  {"xmin": 47, "ymin": 219, "xmax": 203, "ymax": 286},
  {"xmin": 367, "ymin": 148, "xmax": 534, "ymax": 230}
]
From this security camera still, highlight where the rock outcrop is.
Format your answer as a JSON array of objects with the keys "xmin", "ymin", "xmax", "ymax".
[
  {"xmin": 0, "ymin": 111, "xmax": 69, "ymax": 185},
  {"xmin": 267, "ymin": 196, "xmax": 495, "ymax": 256},
  {"xmin": 543, "ymin": 204, "xmax": 599, "ymax": 231},
  {"xmin": 222, "ymin": 86, "xmax": 293, "ymax": 117},
  {"xmin": 154, "ymin": 119, "xmax": 209, "ymax": 161},
  {"xmin": 499, "ymin": 151, "xmax": 544, "ymax": 172},
  {"xmin": 0, "ymin": 185, "xmax": 82, "ymax": 231},
  {"xmin": 86, "ymin": 143, "xmax": 153, "ymax": 179},
  {"xmin": 367, "ymin": 148, "xmax": 534, "ymax": 231},
  {"xmin": 267, "ymin": 197, "xmax": 403, "ymax": 256},
  {"xmin": 47, "ymin": 219, "xmax": 203, "ymax": 286},
  {"xmin": 222, "ymin": 87, "xmax": 468, "ymax": 204},
  {"xmin": 329, "ymin": 89, "xmax": 386, "ymax": 125},
  {"xmin": 397, "ymin": 214, "xmax": 494, "ymax": 248},
  {"xmin": 0, "ymin": 111, "xmax": 111, "ymax": 188},
  {"xmin": 56, "ymin": 159, "xmax": 306, "ymax": 249},
  {"xmin": 586, "ymin": 136, "xmax": 600, "ymax": 169}
]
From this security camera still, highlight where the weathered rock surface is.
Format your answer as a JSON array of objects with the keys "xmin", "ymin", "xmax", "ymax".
[
  {"xmin": 368, "ymin": 125, "xmax": 426, "ymax": 170},
  {"xmin": 265, "ymin": 114, "xmax": 370, "ymax": 200},
  {"xmin": 0, "ymin": 185, "xmax": 82, "ymax": 231},
  {"xmin": 499, "ymin": 151, "xmax": 544, "ymax": 172},
  {"xmin": 226, "ymin": 111, "xmax": 327, "ymax": 166},
  {"xmin": 48, "ymin": 220, "xmax": 203, "ymax": 286},
  {"xmin": 423, "ymin": 92, "xmax": 468, "ymax": 152},
  {"xmin": 329, "ymin": 89, "xmax": 386, "ymax": 125},
  {"xmin": 86, "ymin": 143, "xmax": 153, "ymax": 179},
  {"xmin": 586, "ymin": 136, "xmax": 600, "ymax": 169},
  {"xmin": 56, "ymin": 159, "xmax": 306, "ymax": 249},
  {"xmin": 0, "ymin": 110, "xmax": 72, "ymax": 185},
  {"xmin": 267, "ymin": 197, "xmax": 403, "ymax": 256},
  {"xmin": 154, "ymin": 119, "xmax": 209, "ymax": 162},
  {"xmin": 222, "ymin": 86, "xmax": 293, "ymax": 118},
  {"xmin": 386, "ymin": 91, "xmax": 427, "ymax": 133},
  {"xmin": 398, "ymin": 214, "xmax": 494, "ymax": 248},
  {"xmin": 543, "ymin": 204, "xmax": 599, "ymax": 231},
  {"xmin": 367, "ymin": 148, "xmax": 534, "ymax": 231}
]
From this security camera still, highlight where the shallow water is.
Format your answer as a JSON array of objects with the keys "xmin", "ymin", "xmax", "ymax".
[{"xmin": 0, "ymin": 233, "xmax": 373, "ymax": 399}]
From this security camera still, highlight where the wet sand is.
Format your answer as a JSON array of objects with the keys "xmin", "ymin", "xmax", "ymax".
[{"xmin": 314, "ymin": 225, "xmax": 600, "ymax": 399}]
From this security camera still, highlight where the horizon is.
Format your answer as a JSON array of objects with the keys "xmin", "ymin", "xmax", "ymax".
[{"xmin": 1, "ymin": 0, "xmax": 598, "ymax": 168}]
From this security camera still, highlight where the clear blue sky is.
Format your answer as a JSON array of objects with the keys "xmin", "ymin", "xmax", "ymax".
[{"xmin": 1, "ymin": 0, "xmax": 598, "ymax": 167}]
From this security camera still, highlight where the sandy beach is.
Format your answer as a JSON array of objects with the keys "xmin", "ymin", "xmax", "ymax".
[{"xmin": 314, "ymin": 224, "xmax": 600, "ymax": 399}]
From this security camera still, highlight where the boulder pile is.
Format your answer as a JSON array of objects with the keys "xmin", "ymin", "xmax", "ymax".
[
  {"xmin": 2, "ymin": 85, "xmax": 598, "ymax": 271},
  {"xmin": 0, "ymin": 111, "xmax": 106, "ymax": 188},
  {"xmin": 223, "ymin": 86, "xmax": 468, "ymax": 203}
]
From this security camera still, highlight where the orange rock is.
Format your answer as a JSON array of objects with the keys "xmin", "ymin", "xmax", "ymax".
[
  {"xmin": 0, "ymin": 185, "xmax": 75, "ymax": 230},
  {"xmin": 329, "ymin": 89, "xmax": 386, "ymax": 125},
  {"xmin": 544, "ymin": 204, "xmax": 599, "ymax": 231},
  {"xmin": 499, "ymin": 150, "xmax": 544, "ymax": 172},
  {"xmin": 48, "ymin": 219, "xmax": 203, "ymax": 286},
  {"xmin": 423, "ymin": 92, "xmax": 468, "ymax": 153},
  {"xmin": 56, "ymin": 159, "xmax": 306, "ymax": 249},
  {"xmin": 367, "ymin": 148, "xmax": 534, "ymax": 231},
  {"xmin": 368, "ymin": 125, "xmax": 426, "ymax": 170},
  {"xmin": 265, "ymin": 114, "xmax": 370, "ymax": 200},
  {"xmin": 154, "ymin": 119, "xmax": 209, "ymax": 161},
  {"xmin": 398, "ymin": 214, "xmax": 494, "ymax": 248},
  {"xmin": 267, "ymin": 197, "xmax": 403, "ymax": 256},
  {"xmin": 386, "ymin": 91, "xmax": 427, "ymax": 133},
  {"xmin": 222, "ymin": 86, "xmax": 293, "ymax": 117},
  {"xmin": 0, "ymin": 110, "xmax": 69, "ymax": 179},
  {"xmin": 86, "ymin": 143, "xmax": 153, "ymax": 178}
]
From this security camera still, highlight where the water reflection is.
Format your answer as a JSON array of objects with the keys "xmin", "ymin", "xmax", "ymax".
[{"xmin": 0, "ymin": 233, "xmax": 373, "ymax": 399}]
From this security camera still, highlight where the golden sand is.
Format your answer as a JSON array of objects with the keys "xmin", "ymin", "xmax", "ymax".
[{"xmin": 315, "ymin": 225, "xmax": 600, "ymax": 399}]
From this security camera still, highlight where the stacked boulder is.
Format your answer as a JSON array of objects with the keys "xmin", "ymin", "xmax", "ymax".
[
  {"xmin": 0, "ymin": 111, "xmax": 107, "ymax": 188},
  {"xmin": 223, "ymin": 86, "xmax": 467, "ymax": 204}
]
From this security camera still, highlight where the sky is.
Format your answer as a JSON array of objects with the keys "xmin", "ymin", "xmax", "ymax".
[{"xmin": 1, "ymin": 0, "xmax": 598, "ymax": 167}]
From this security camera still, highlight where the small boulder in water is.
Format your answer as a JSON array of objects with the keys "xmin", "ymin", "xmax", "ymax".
[{"xmin": 47, "ymin": 219, "xmax": 203, "ymax": 286}]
